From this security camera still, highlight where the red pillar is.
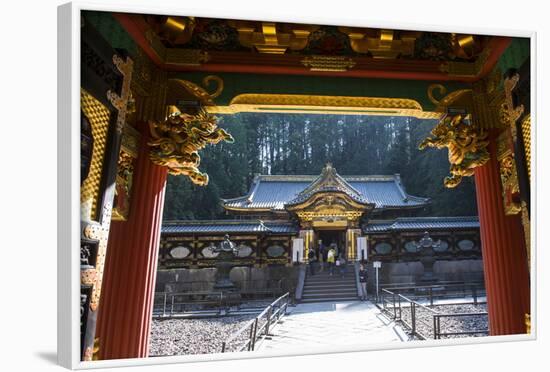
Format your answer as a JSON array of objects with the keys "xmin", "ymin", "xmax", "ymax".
[
  {"xmin": 474, "ymin": 131, "xmax": 530, "ymax": 335},
  {"xmin": 97, "ymin": 123, "xmax": 168, "ymax": 359}
]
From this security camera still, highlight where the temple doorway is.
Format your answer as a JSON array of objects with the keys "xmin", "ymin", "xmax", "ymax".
[{"xmin": 317, "ymin": 230, "xmax": 345, "ymax": 258}]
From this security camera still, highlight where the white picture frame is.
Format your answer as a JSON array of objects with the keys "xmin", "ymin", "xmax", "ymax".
[{"xmin": 57, "ymin": 1, "xmax": 538, "ymax": 369}]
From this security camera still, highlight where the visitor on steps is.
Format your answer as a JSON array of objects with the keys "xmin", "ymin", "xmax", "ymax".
[
  {"xmin": 337, "ymin": 254, "xmax": 346, "ymax": 278},
  {"xmin": 327, "ymin": 246, "xmax": 336, "ymax": 275},
  {"xmin": 318, "ymin": 242, "xmax": 325, "ymax": 272},
  {"xmin": 359, "ymin": 264, "xmax": 368, "ymax": 301},
  {"xmin": 308, "ymin": 249, "xmax": 316, "ymax": 276}
]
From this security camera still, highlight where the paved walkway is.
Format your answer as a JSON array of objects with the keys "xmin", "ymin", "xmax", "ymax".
[{"xmin": 256, "ymin": 300, "xmax": 404, "ymax": 351}]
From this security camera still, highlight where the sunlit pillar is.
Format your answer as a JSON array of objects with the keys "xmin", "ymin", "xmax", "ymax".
[
  {"xmin": 97, "ymin": 121, "xmax": 168, "ymax": 359},
  {"xmin": 474, "ymin": 130, "xmax": 530, "ymax": 335}
]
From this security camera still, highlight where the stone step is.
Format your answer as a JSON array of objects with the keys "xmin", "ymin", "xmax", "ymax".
[
  {"xmin": 302, "ymin": 288, "xmax": 357, "ymax": 297},
  {"xmin": 304, "ymin": 278, "xmax": 355, "ymax": 286},
  {"xmin": 304, "ymin": 283, "xmax": 356, "ymax": 289},
  {"xmin": 306, "ymin": 273, "xmax": 355, "ymax": 278},
  {"xmin": 302, "ymin": 292, "xmax": 358, "ymax": 299},
  {"xmin": 306, "ymin": 273, "xmax": 355, "ymax": 279},
  {"xmin": 300, "ymin": 297, "xmax": 359, "ymax": 303},
  {"xmin": 307, "ymin": 271, "xmax": 355, "ymax": 276}
]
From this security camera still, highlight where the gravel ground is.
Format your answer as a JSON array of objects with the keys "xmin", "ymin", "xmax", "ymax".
[
  {"xmin": 398, "ymin": 303, "xmax": 488, "ymax": 340},
  {"xmin": 149, "ymin": 314, "xmax": 257, "ymax": 356}
]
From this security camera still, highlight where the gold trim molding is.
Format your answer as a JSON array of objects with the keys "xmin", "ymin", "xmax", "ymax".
[
  {"xmin": 301, "ymin": 55, "xmax": 356, "ymax": 72},
  {"xmin": 207, "ymin": 94, "xmax": 441, "ymax": 119}
]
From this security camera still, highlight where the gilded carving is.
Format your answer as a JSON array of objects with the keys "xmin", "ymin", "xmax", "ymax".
[
  {"xmin": 106, "ymin": 54, "xmax": 134, "ymax": 134},
  {"xmin": 228, "ymin": 21, "xmax": 318, "ymax": 54},
  {"xmin": 439, "ymin": 47, "xmax": 490, "ymax": 78},
  {"xmin": 148, "ymin": 107, "xmax": 234, "ymax": 185},
  {"xmin": 144, "ymin": 28, "xmax": 210, "ymax": 66},
  {"xmin": 419, "ymin": 114, "xmax": 489, "ymax": 188},
  {"xmin": 496, "ymin": 73, "xmax": 529, "ymax": 215},
  {"xmin": 500, "ymin": 73, "xmax": 524, "ymax": 132},
  {"xmin": 156, "ymin": 16, "xmax": 196, "ymax": 45},
  {"xmin": 207, "ymin": 93, "xmax": 439, "ymax": 119},
  {"xmin": 338, "ymin": 28, "xmax": 419, "ymax": 58},
  {"xmin": 427, "ymin": 84, "xmax": 472, "ymax": 112},
  {"xmin": 496, "ymin": 131, "xmax": 521, "ymax": 215},
  {"xmin": 301, "ymin": 55, "xmax": 356, "ymax": 72},
  {"xmin": 83, "ymin": 338, "xmax": 100, "ymax": 362},
  {"xmin": 81, "ymin": 221, "xmax": 109, "ymax": 312},
  {"xmin": 471, "ymin": 67, "xmax": 506, "ymax": 130},
  {"xmin": 112, "ymin": 125, "xmax": 140, "ymax": 221},
  {"xmin": 521, "ymin": 115, "xmax": 531, "ymax": 181},
  {"xmin": 287, "ymin": 164, "xmax": 371, "ymax": 227},
  {"xmin": 80, "ymin": 90, "xmax": 111, "ymax": 221},
  {"xmin": 169, "ymin": 76, "xmax": 224, "ymax": 106}
]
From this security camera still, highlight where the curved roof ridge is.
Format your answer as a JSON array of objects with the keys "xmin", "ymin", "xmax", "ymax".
[
  {"xmin": 393, "ymin": 216, "xmax": 479, "ymax": 221},
  {"xmin": 343, "ymin": 175, "xmax": 397, "ymax": 181},
  {"xmin": 223, "ymin": 166, "xmax": 429, "ymax": 211}
]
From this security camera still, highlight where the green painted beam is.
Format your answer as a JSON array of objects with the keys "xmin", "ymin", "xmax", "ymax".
[{"xmin": 169, "ymin": 71, "xmax": 470, "ymax": 111}]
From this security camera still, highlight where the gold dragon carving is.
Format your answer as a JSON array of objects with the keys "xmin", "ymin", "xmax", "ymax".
[
  {"xmin": 148, "ymin": 107, "xmax": 234, "ymax": 185},
  {"xmin": 419, "ymin": 114, "xmax": 490, "ymax": 188}
]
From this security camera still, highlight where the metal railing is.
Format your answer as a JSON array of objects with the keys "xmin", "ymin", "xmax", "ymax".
[
  {"xmin": 379, "ymin": 282, "xmax": 485, "ymax": 306},
  {"xmin": 152, "ymin": 278, "xmax": 290, "ymax": 316},
  {"xmin": 433, "ymin": 312, "xmax": 489, "ymax": 339},
  {"xmin": 158, "ymin": 278, "xmax": 287, "ymax": 294},
  {"xmin": 380, "ymin": 285, "xmax": 488, "ymax": 340},
  {"xmin": 221, "ymin": 292, "xmax": 290, "ymax": 353}
]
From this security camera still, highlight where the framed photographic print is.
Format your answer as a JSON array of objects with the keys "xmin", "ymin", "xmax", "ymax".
[{"xmin": 57, "ymin": 1, "xmax": 536, "ymax": 369}]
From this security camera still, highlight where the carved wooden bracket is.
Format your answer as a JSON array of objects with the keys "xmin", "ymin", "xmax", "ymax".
[{"xmin": 420, "ymin": 85, "xmax": 490, "ymax": 188}]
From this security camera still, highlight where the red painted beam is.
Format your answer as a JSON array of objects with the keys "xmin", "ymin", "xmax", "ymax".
[
  {"xmin": 162, "ymin": 63, "xmax": 471, "ymax": 81},
  {"xmin": 114, "ymin": 12, "xmax": 512, "ymax": 83},
  {"xmin": 478, "ymin": 36, "xmax": 513, "ymax": 79},
  {"xmin": 114, "ymin": 13, "xmax": 165, "ymax": 67}
]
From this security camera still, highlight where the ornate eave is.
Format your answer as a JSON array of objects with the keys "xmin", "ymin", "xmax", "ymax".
[{"xmin": 284, "ymin": 164, "xmax": 374, "ymax": 228}]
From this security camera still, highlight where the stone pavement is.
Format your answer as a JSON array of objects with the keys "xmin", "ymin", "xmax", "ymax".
[{"xmin": 256, "ymin": 300, "xmax": 405, "ymax": 351}]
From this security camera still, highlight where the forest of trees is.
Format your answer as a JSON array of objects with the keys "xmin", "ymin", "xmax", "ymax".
[{"xmin": 162, "ymin": 113, "xmax": 478, "ymax": 220}]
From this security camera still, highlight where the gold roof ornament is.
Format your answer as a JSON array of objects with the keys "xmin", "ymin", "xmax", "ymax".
[
  {"xmin": 338, "ymin": 28, "xmax": 420, "ymax": 59},
  {"xmin": 228, "ymin": 21, "xmax": 319, "ymax": 54}
]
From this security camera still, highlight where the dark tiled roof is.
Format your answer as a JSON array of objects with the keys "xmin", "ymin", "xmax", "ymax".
[
  {"xmin": 363, "ymin": 216, "xmax": 480, "ymax": 233},
  {"xmin": 162, "ymin": 220, "xmax": 298, "ymax": 234},
  {"xmin": 286, "ymin": 165, "xmax": 370, "ymax": 206},
  {"xmin": 223, "ymin": 174, "xmax": 428, "ymax": 211}
]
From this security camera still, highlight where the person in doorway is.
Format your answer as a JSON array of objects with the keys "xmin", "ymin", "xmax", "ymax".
[
  {"xmin": 359, "ymin": 264, "xmax": 368, "ymax": 300},
  {"xmin": 307, "ymin": 248, "xmax": 316, "ymax": 276},
  {"xmin": 318, "ymin": 241, "xmax": 325, "ymax": 272},
  {"xmin": 327, "ymin": 246, "xmax": 336, "ymax": 276},
  {"xmin": 332, "ymin": 242, "xmax": 339, "ymax": 258},
  {"xmin": 338, "ymin": 253, "xmax": 347, "ymax": 278}
]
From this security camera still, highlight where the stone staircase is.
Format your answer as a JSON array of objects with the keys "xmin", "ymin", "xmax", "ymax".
[{"xmin": 301, "ymin": 268, "xmax": 358, "ymax": 303}]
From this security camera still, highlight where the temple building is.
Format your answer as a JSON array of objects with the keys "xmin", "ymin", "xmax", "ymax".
[{"xmin": 158, "ymin": 164, "xmax": 483, "ymax": 288}]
